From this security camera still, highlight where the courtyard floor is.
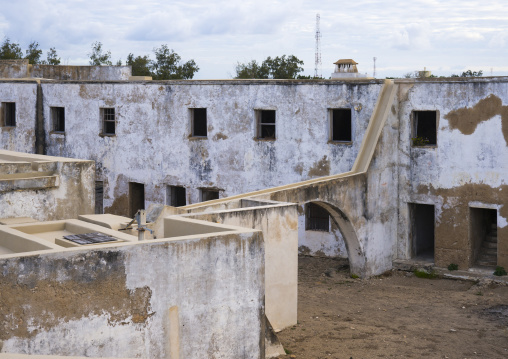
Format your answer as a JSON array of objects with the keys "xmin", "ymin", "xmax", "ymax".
[{"xmin": 275, "ymin": 256, "xmax": 508, "ymax": 359}]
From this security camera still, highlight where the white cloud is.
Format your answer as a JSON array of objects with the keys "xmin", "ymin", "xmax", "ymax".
[{"xmin": 391, "ymin": 22, "xmax": 432, "ymax": 50}]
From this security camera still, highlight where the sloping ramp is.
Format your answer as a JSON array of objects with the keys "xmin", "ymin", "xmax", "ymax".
[{"xmin": 184, "ymin": 79, "xmax": 397, "ymax": 210}]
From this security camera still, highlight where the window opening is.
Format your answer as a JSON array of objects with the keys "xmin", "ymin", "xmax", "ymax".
[
  {"xmin": 129, "ymin": 182, "xmax": 145, "ymax": 218},
  {"xmin": 200, "ymin": 188, "xmax": 219, "ymax": 202},
  {"xmin": 51, "ymin": 107, "xmax": 65, "ymax": 132},
  {"xmin": 102, "ymin": 108, "xmax": 116, "ymax": 135},
  {"xmin": 256, "ymin": 110, "xmax": 276, "ymax": 139},
  {"xmin": 412, "ymin": 111, "xmax": 437, "ymax": 146},
  {"xmin": 166, "ymin": 185, "xmax": 186, "ymax": 207},
  {"xmin": 2, "ymin": 102, "xmax": 16, "ymax": 127},
  {"xmin": 470, "ymin": 208, "xmax": 497, "ymax": 267},
  {"xmin": 409, "ymin": 203, "xmax": 435, "ymax": 260},
  {"xmin": 306, "ymin": 203, "xmax": 330, "ymax": 231},
  {"xmin": 191, "ymin": 108, "xmax": 207, "ymax": 137},
  {"xmin": 331, "ymin": 109, "xmax": 352, "ymax": 142},
  {"xmin": 95, "ymin": 181, "xmax": 104, "ymax": 214}
]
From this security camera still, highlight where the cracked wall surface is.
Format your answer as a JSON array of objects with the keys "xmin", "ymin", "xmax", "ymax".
[{"xmin": 0, "ymin": 232, "xmax": 265, "ymax": 358}]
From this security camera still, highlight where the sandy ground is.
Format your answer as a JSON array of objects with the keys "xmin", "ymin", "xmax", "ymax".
[{"xmin": 275, "ymin": 256, "xmax": 508, "ymax": 359}]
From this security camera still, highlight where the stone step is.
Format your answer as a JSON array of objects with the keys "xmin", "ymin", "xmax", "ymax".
[
  {"xmin": 478, "ymin": 253, "xmax": 497, "ymax": 262},
  {"xmin": 480, "ymin": 247, "xmax": 497, "ymax": 256},
  {"xmin": 484, "ymin": 235, "xmax": 497, "ymax": 243},
  {"xmin": 482, "ymin": 240, "xmax": 497, "ymax": 249},
  {"xmin": 476, "ymin": 260, "xmax": 497, "ymax": 267}
]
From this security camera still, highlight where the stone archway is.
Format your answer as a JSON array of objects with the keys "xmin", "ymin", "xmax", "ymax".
[{"xmin": 310, "ymin": 201, "xmax": 366, "ymax": 277}]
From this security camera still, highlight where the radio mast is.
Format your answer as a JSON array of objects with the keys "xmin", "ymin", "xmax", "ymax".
[{"xmin": 314, "ymin": 14, "xmax": 322, "ymax": 78}]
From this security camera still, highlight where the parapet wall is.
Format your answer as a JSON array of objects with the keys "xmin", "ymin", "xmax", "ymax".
[{"xmin": 0, "ymin": 60, "xmax": 131, "ymax": 81}]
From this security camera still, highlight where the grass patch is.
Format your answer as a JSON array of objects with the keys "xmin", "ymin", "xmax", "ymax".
[
  {"xmin": 350, "ymin": 273, "xmax": 360, "ymax": 279},
  {"xmin": 414, "ymin": 269, "xmax": 438, "ymax": 279},
  {"xmin": 284, "ymin": 348, "xmax": 292, "ymax": 354}
]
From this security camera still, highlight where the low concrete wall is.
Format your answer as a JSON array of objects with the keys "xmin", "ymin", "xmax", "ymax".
[
  {"xmin": 179, "ymin": 200, "xmax": 298, "ymax": 331},
  {"xmin": 0, "ymin": 60, "xmax": 29, "ymax": 79},
  {"xmin": 0, "ymin": 151, "xmax": 94, "ymax": 221},
  {"xmin": 0, "ymin": 228, "xmax": 265, "ymax": 358},
  {"xmin": 31, "ymin": 65, "xmax": 131, "ymax": 81}
]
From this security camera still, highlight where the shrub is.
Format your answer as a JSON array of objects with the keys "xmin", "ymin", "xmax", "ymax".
[
  {"xmin": 448, "ymin": 263, "xmax": 459, "ymax": 271},
  {"xmin": 493, "ymin": 266, "xmax": 507, "ymax": 276}
]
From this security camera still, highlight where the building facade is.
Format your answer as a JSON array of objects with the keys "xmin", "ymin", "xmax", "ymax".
[{"xmin": 1, "ymin": 75, "xmax": 507, "ymax": 271}]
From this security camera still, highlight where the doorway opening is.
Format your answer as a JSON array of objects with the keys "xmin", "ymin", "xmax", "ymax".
[
  {"xmin": 129, "ymin": 182, "xmax": 145, "ymax": 218},
  {"xmin": 470, "ymin": 207, "xmax": 497, "ymax": 267},
  {"xmin": 409, "ymin": 203, "xmax": 435, "ymax": 261}
]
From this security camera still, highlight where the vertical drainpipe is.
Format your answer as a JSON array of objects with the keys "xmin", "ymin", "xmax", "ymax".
[{"xmin": 34, "ymin": 79, "xmax": 46, "ymax": 155}]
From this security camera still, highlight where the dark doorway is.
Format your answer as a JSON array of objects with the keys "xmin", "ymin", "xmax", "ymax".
[
  {"xmin": 95, "ymin": 181, "xmax": 104, "ymax": 214},
  {"xmin": 410, "ymin": 203, "xmax": 435, "ymax": 260},
  {"xmin": 167, "ymin": 185, "xmax": 186, "ymax": 207},
  {"xmin": 200, "ymin": 188, "xmax": 219, "ymax": 202},
  {"xmin": 129, "ymin": 182, "xmax": 145, "ymax": 218},
  {"xmin": 470, "ymin": 208, "xmax": 497, "ymax": 267}
]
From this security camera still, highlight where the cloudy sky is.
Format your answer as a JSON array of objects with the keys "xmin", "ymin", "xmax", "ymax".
[{"xmin": 1, "ymin": 0, "xmax": 507, "ymax": 79}]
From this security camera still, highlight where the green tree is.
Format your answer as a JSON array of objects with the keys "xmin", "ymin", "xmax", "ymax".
[
  {"xmin": 0, "ymin": 38, "xmax": 23, "ymax": 60},
  {"xmin": 45, "ymin": 47, "xmax": 61, "ymax": 65},
  {"xmin": 234, "ymin": 55, "xmax": 304, "ymax": 79},
  {"xmin": 151, "ymin": 45, "xmax": 199, "ymax": 80},
  {"xmin": 450, "ymin": 69, "xmax": 483, "ymax": 77},
  {"xmin": 264, "ymin": 55, "xmax": 304, "ymax": 79},
  {"xmin": 235, "ymin": 60, "xmax": 270, "ymax": 79},
  {"xmin": 88, "ymin": 41, "xmax": 112, "ymax": 66},
  {"xmin": 25, "ymin": 41, "xmax": 43, "ymax": 64},
  {"xmin": 126, "ymin": 53, "xmax": 152, "ymax": 77}
]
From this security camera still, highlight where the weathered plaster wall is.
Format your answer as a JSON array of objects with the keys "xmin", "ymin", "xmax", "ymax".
[
  {"xmin": 0, "ymin": 60, "xmax": 30, "ymax": 79},
  {"xmin": 180, "ymin": 201, "xmax": 298, "ymax": 331},
  {"xmin": 0, "ymin": 231, "xmax": 265, "ymax": 358},
  {"xmin": 40, "ymin": 80, "xmax": 383, "ymax": 217},
  {"xmin": 0, "ymin": 81, "xmax": 38, "ymax": 153},
  {"xmin": 396, "ymin": 79, "xmax": 508, "ymax": 269},
  {"xmin": 0, "ymin": 151, "xmax": 95, "ymax": 221},
  {"xmin": 30, "ymin": 65, "xmax": 131, "ymax": 81}
]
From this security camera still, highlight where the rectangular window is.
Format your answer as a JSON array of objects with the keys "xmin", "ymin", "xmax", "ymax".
[
  {"xmin": 2, "ymin": 102, "xmax": 16, "ymax": 127},
  {"xmin": 256, "ymin": 110, "xmax": 276, "ymax": 139},
  {"xmin": 412, "ymin": 111, "xmax": 437, "ymax": 146},
  {"xmin": 95, "ymin": 181, "xmax": 104, "ymax": 214},
  {"xmin": 330, "ymin": 109, "xmax": 352, "ymax": 142},
  {"xmin": 51, "ymin": 107, "xmax": 65, "ymax": 132},
  {"xmin": 166, "ymin": 185, "xmax": 186, "ymax": 207},
  {"xmin": 306, "ymin": 203, "xmax": 330, "ymax": 231},
  {"xmin": 200, "ymin": 188, "xmax": 219, "ymax": 202},
  {"xmin": 191, "ymin": 108, "xmax": 207, "ymax": 137},
  {"xmin": 101, "ymin": 108, "xmax": 116, "ymax": 135}
]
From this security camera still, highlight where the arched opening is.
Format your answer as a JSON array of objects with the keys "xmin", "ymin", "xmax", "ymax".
[{"xmin": 304, "ymin": 201, "xmax": 366, "ymax": 277}]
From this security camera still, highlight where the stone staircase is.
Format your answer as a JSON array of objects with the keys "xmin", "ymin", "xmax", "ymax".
[{"xmin": 477, "ymin": 223, "xmax": 497, "ymax": 267}]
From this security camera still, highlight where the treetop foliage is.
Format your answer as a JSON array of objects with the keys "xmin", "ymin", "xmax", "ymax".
[
  {"xmin": 0, "ymin": 37, "xmax": 61, "ymax": 65},
  {"xmin": 235, "ymin": 55, "xmax": 304, "ymax": 79},
  {"xmin": 88, "ymin": 41, "xmax": 112, "ymax": 66},
  {"xmin": 450, "ymin": 69, "xmax": 483, "ymax": 77},
  {"xmin": 127, "ymin": 45, "xmax": 199, "ymax": 80},
  {"xmin": 0, "ymin": 38, "xmax": 23, "ymax": 60}
]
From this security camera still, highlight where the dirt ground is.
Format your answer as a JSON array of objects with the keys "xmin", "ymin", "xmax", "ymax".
[{"xmin": 275, "ymin": 256, "xmax": 508, "ymax": 359}]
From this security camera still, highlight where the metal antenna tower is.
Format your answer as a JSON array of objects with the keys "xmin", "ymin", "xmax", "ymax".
[
  {"xmin": 314, "ymin": 14, "xmax": 322, "ymax": 78},
  {"xmin": 373, "ymin": 57, "xmax": 377, "ymax": 78}
]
